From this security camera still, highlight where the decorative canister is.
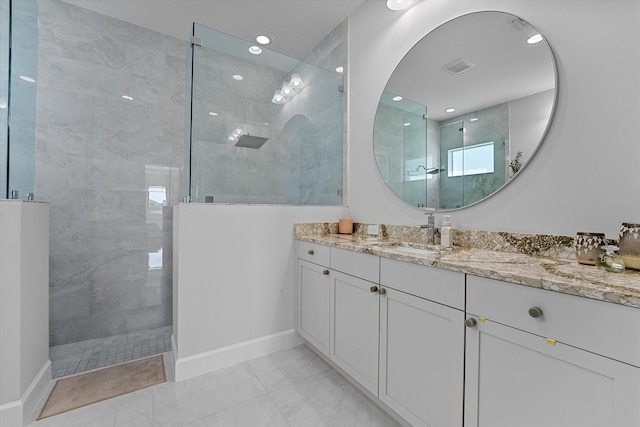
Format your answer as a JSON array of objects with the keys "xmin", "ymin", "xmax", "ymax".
[
  {"xmin": 619, "ymin": 222, "xmax": 640, "ymax": 270},
  {"xmin": 338, "ymin": 218, "xmax": 354, "ymax": 234},
  {"xmin": 574, "ymin": 232, "xmax": 606, "ymax": 265}
]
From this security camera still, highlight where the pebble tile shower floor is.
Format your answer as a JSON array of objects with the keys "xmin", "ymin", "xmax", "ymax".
[{"xmin": 49, "ymin": 326, "xmax": 172, "ymax": 378}]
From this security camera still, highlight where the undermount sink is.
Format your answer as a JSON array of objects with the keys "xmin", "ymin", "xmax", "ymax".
[
  {"xmin": 391, "ymin": 246, "xmax": 439, "ymax": 256},
  {"xmin": 371, "ymin": 242, "xmax": 441, "ymax": 256}
]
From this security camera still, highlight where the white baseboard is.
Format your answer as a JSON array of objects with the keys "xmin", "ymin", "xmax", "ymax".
[
  {"xmin": 0, "ymin": 360, "xmax": 53, "ymax": 426},
  {"xmin": 173, "ymin": 329, "xmax": 303, "ymax": 382}
]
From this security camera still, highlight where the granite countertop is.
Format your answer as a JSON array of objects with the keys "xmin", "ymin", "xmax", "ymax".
[{"xmin": 295, "ymin": 225, "xmax": 640, "ymax": 310}]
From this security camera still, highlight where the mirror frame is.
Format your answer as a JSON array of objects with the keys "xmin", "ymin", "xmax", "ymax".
[{"xmin": 373, "ymin": 10, "xmax": 558, "ymax": 211}]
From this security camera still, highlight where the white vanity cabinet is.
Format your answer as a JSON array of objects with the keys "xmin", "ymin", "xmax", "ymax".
[
  {"xmin": 297, "ymin": 242, "xmax": 331, "ymax": 356},
  {"xmin": 379, "ymin": 258, "xmax": 465, "ymax": 427},
  {"xmin": 329, "ymin": 248, "xmax": 380, "ymax": 395},
  {"xmin": 465, "ymin": 275, "xmax": 640, "ymax": 427}
]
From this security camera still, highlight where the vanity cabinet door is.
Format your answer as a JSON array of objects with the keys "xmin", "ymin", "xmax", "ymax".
[
  {"xmin": 464, "ymin": 317, "xmax": 640, "ymax": 427},
  {"xmin": 379, "ymin": 287, "xmax": 465, "ymax": 427},
  {"xmin": 297, "ymin": 260, "xmax": 331, "ymax": 356},
  {"xmin": 329, "ymin": 270, "xmax": 380, "ymax": 395}
]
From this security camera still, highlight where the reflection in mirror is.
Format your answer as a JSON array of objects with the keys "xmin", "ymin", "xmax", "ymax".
[{"xmin": 374, "ymin": 11, "xmax": 557, "ymax": 210}]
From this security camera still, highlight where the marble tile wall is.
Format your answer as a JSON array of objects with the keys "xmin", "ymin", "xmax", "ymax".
[{"xmin": 35, "ymin": 0, "xmax": 186, "ymax": 345}]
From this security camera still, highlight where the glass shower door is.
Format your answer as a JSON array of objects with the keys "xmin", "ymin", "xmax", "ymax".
[{"xmin": 188, "ymin": 23, "xmax": 344, "ymax": 205}]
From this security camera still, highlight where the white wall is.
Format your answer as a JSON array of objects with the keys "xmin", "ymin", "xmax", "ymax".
[
  {"xmin": 348, "ymin": 0, "xmax": 640, "ymax": 237},
  {"xmin": 510, "ymin": 89, "xmax": 555, "ymax": 164},
  {"xmin": 172, "ymin": 204, "xmax": 345, "ymax": 378},
  {"xmin": 0, "ymin": 201, "xmax": 51, "ymax": 426}
]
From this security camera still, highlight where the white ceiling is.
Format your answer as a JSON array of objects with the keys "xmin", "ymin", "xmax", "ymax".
[
  {"xmin": 385, "ymin": 11, "xmax": 557, "ymax": 121},
  {"xmin": 61, "ymin": 0, "xmax": 367, "ymax": 59}
]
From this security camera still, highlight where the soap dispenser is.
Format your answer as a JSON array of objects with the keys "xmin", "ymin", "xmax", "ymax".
[{"xmin": 441, "ymin": 215, "xmax": 452, "ymax": 247}]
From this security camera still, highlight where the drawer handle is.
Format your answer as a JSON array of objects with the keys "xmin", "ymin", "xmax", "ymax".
[
  {"xmin": 370, "ymin": 286, "xmax": 378, "ymax": 293},
  {"xmin": 528, "ymin": 307, "xmax": 543, "ymax": 318},
  {"xmin": 465, "ymin": 318, "xmax": 477, "ymax": 328},
  {"xmin": 322, "ymin": 270, "xmax": 330, "ymax": 275},
  {"xmin": 378, "ymin": 287, "xmax": 387, "ymax": 295},
  {"xmin": 308, "ymin": 250, "xmax": 314, "ymax": 255}
]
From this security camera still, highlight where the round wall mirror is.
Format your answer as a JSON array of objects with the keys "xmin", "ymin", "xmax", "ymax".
[{"xmin": 373, "ymin": 11, "xmax": 557, "ymax": 210}]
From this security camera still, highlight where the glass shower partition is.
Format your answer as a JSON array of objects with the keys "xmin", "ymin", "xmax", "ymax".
[
  {"xmin": 0, "ymin": 0, "xmax": 8, "ymax": 194},
  {"xmin": 0, "ymin": 0, "xmax": 38, "ymax": 199},
  {"xmin": 188, "ymin": 23, "xmax": 344, "ymax": 205}
]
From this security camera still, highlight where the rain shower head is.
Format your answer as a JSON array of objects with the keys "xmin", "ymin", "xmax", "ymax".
[{"xmin": 235, "ymin": 134, "xmax": 269, "ymax": 149}]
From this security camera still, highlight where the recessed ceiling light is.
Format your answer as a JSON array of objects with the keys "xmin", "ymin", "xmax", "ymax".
[
  {"xmin": 248, "ymin": 45, "xmax": 262, "ymax": 55},
  {"xmin": 392, "ymin": 96, "xmax": 403, "ymax": 101},
  {"xmin": 386, "ymin": 0, "xmax": 416, "ymax": 11},
  {"xmin": 470, "ymin": 117, "xmax": 478, "ymax": 122},
  {"xmin": 0, "ymin": 102, "xmax": 6, "ymax": 109},
  {"xmin": 335, "ymin": 66, "xmax": 344, "ymax": 74},
  {"xmin": 19, "ymin": 75, "xmax": 36, "ymax": 83},
  {"xmin": 527, "ymin": 34, "xmax": 543, "ymax": 44},
  {"xmin": 232, "ymin": 74, "xmax": 243, "ymax": 81},
  {"xmin": 403, "ymin": 122, "xmax": 411, "ymax": 126},
  {"xmin": 256, "ymin": 35, "xmax": 271, "ymax": 45},
  {"xmin": 122, "ymin": 95, "xmax": 134, "ymax": 101},
  {"xmin": 445, "ymin": 108, "xmax": 456, "ymax": 113},
  {"xmin": 208, "ymin": 112, "xmax": 218, "ymax": 116}
]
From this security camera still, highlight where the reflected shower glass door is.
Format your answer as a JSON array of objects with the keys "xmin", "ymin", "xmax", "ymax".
[{"xmin": 188, "ymin": 23, "xmax": 344, "ymax": 205}]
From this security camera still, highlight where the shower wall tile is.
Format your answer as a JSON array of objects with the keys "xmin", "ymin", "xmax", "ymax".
[{"xmin": 37, "ymin": 0, "xmax": 185, "ymax": 345}]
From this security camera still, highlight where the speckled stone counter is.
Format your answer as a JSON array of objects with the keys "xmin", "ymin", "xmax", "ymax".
[{"xmin": 294, "ymin": 223, "xmax": 640, "ymax": 309}]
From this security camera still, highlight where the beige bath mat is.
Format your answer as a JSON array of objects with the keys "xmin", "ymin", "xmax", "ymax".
[{"xmin": 38, "ymin": 354, "xmax": 166, "ymax": 420}]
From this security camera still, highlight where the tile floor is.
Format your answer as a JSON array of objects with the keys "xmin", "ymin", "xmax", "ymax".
[
  {"xmin": 30, "ymin": 344, "xmax": 401, "ymax": 427},
  {"xmin": 50, "ymin": 326, "xmax": 172, "ymax": 378}
]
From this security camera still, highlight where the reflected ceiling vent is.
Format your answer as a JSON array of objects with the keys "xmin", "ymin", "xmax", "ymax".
[
  {"xmin": 235, "ymin": 134, "xmax": 269, "ymax": 149},
  {"xmin": 444, "ymin": 58, "xmax": 475, "ymax": 75}
]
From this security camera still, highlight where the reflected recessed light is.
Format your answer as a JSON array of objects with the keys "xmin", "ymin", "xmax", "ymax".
[
  {"xmin": 281, "ymin": 83, "xmax": 294, "ymax": 97},
  {"xmin": 403, "ymin": 122, "xmax": 411, "ymax": 126},
  {"xmin": 527, "ymin": 34, "xmax": 543, "ymax": 44},
  {"xmin": 0, "ymin": 102, "xmax": 6, "ymax": 109},
  {"xmin": 272, "ymin": 90, "xmax": 286, "ymax": 104},
  {"xmin": 392, "ymin": 96, "xmax": 403, "ymax": 101},
  {"xmin": 335, "ymin": 66, "xmax": 344, "ymax": 74},
  {"xmin": 208, "ymin": 112, "xmax": 218, "ymax": 116},
  {"xmin": 248, "ymin": 45, "xmax": 262, "ymax": 55},
  {"xmin": 256, "ymin": 35, "xmax": 271, "ymax": 45},
  {"xmin": 470, "ymin": 117, "xmax": 478, "ymax": 122},
  {"xmin": 122, "ymin": 95, "xmax": 134, "ymax": 101},
  {"xmin": 290, "ymin": 73, "xmax": 304, "ymax": 88},
  {"xmin": 232, "ymin": 74, "xmax": 243, "ymax": 81},
  {"xmin": 386, "ymin": 0, "xmax": 416, "ymax": 11},
  {"xmin": 19, "ymin": 75, "xmax": 36, "ymax": 83},
  {"xmin": 445, "ymin": 108, "xmax": 456, "ymax": 113}
]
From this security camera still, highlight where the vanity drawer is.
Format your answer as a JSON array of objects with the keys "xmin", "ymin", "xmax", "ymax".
[
  {"xmin": 297, "ymin": 241, "xmax": 330, "ymax": 266},
  {"xmin": 380, "ymin": 257, "xmax": 465, "ymax": 310},
  {"xmin": 467, "ymin": 275, "xmax": 640, "ymax": 367},
  {"xmin": 330, "ymin": 247, "xmax": 379, "ymax": 283}
]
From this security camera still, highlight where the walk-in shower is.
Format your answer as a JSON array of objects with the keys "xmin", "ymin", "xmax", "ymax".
[{"xmin": 2, "ymin": 0, "xmax": 346, "ymax": 378}]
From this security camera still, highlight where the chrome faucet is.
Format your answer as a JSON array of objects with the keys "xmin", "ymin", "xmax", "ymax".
[{"xmin": 416, "ymin": 211, "xmax": 435, "ymax": 244}]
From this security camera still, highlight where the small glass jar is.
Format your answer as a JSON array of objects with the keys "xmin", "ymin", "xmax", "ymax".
[
  {"xmin": 574, "ymin": 232, "xmax": 606, "ymax": 265},
  {"xmin": 619, "ymin": 222, "xmax": 640, "ymax": 270},
  {"xmin": 597, "ymin": 245, "xmax": 625, "ymax": 273}
]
